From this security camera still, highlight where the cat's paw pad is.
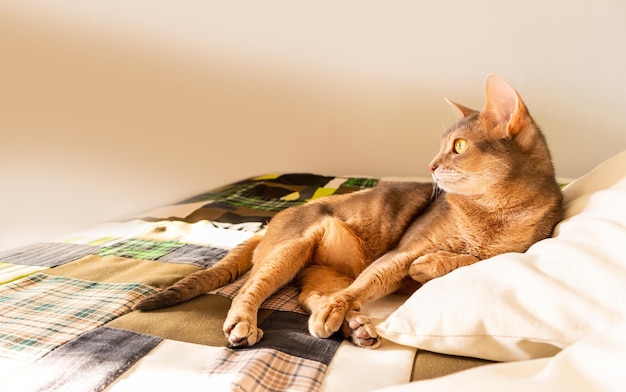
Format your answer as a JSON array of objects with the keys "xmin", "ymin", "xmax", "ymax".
[
  {"xmin": 224, "ymin": 318, "xmax": 263, "ymax": 348},
  {"xmin": 133, "ymin": 288, "xmax": 182, "ymax": 310},
  {"xmin": 308, "ymin": 298, "xmax": 349, "ymax": 338},
  {"xmin": 342, "ymin": 310, "xmax": 381, "ymax": 349}
]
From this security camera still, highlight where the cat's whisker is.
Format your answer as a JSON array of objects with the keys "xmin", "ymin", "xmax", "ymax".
[{"xmin": 430, "ymin": 182, "xmax": 444, "ymax": 200}]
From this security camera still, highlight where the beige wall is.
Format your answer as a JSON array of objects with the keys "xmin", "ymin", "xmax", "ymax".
[{"xmin": 1, "ymin": 1, "xmax": 625, "ymax": 251}]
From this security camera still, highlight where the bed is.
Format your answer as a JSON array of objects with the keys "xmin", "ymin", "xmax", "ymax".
[{"xmin": 1, "ymin": 149, "xmax": 625, "ymax": 392}]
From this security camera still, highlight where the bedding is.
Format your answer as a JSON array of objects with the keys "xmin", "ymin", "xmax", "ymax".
[
  {"xmin": 1, "ymin": 150, "xmax": 625, "ymax": 391},
  {"xmin": 0, "ymin": 173, "xmax": 474, "ymax": 392}
]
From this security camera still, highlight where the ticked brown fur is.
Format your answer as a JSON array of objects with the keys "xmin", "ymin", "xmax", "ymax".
[{"xmin": 135, "ymin": 75, "xmax": 563, "ymax": 349}]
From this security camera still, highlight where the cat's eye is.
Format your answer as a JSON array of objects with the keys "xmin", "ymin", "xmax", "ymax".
[{"xmin": 453, "ymin": 138, "xmax": 467, "ymax": 154}]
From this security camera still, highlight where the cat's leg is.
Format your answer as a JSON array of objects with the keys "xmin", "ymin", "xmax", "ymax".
[
  {"xmin": 408, "ymin": 251, "xmax": 479, "ymax": 284},
  {"xmin": 299, "ymin": 216, "xmax": 383, "ymax": 348},
  {"xmin": 224, "ymin": 235, "xmax": 316, "ymax": 347},
  {"xmin": 224, "ymin": 203, "xmax": 351, "ymax": 347},
  {"xmin": 134, "ymin": 232, "xmax": 263, "ymax": 310},
  {"xmin": 298, "ymin": 265, "xmax": 380, "ymax": 348},
  {"xmin": 307, "ymin": 250, "xmax": 415, "ymax": 347}
]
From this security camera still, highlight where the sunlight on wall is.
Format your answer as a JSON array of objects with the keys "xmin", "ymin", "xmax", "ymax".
[{"xmin": 1, "ymin": 1, "xmax": 625, "ymax": 250}]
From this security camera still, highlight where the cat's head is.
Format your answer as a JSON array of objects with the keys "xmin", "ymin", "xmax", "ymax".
[{"xmin": 429, "ymin": 74, "xmax": 554, "ymax": 196}]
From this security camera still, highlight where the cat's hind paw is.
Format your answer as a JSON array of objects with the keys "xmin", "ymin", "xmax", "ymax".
[{"xmin": 342, "ymin": 310, "xmax": 381, "ymax": 349}]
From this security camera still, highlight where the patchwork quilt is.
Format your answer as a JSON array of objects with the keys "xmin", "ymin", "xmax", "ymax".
[{"xmin": 0, "ymin": 173, "xmax": 433, "ymax": 392}]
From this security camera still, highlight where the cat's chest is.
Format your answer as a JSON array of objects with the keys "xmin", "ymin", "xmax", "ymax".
[
  {"xmin": 450, "ymin": 213, "xmax": 513, "ymax": 257},
  {"xmin": 405, "ymin": 200, "xmax": 524, "ymax": 257}
]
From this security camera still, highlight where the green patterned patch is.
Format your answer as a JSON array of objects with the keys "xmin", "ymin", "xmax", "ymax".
[
  {"xmin": 98, "ymin": 239, "xmax": 183, "ymax": 260},
  {"xmin": 341, "ymin": 177, "xmax": 379, "ymax": 189}
]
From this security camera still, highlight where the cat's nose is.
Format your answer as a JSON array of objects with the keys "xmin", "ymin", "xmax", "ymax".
[{"xmin": 429, "ymin": 164, "xmax": 438, "ymax": 173}]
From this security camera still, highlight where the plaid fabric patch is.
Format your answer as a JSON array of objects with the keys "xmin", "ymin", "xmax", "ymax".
[
  {"xmin": 341, "ymin": 177, "xmax": 379, "ymax": 189},
  {"xmin": 177, "ymin": 175, "xmax": 379, "ymax": 214},
  {"xmin": 159, "ymin": 244, "xmax": 229, "ymax": 268},
  {"xmin": 1, "ymin": 327, "xmax": 162, "ymax": 392},
  {"xmin": 180, "ymin": 182, "xmax": 258, "ymax": 204},
  {"xmin": 0, "ymin": 273, "xmax": 158, "ymax": 361},
  {"xmin": 205, "ymin": 348, "xmax": 326, "ymax": 392},
  {"xmin": 181, "ymin": 174, "xmax": 334, "ymax": 203},
  {"xmin": 0, "ymin": 242, "xmax": 100, "ymax": 267},
  {"xmin": 260, "ymin": 286, "xmax": 306, "ymax": 314},
  {"xmin": 210, "ymin": 191, "xmax": 307, "ymax": 212},
  {"xmin": 211, "ymin": 274, "xmax": 306, "ymax": 315},
  {"xmin": 98, "ymin": 239, "xmax": 183, "ymax": 260}
]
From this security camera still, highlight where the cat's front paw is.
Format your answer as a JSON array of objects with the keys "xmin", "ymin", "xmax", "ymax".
[
  {"xmin": 409, "ymin": 254, "xmax": 445, "ymax": 284},
  {"xmin": 410, "ymin": 252, "xmax": 480, "ymax": 283},
  {"xmin": 342, "ymin": 310, "xmax": 381, "ymax": 349},
  {"xmin": 223, "ymin": 316, "xmax": 263, "ymax": 348},
  {"xmin": 308, "ymin": 296, "xmax": 350, "ymax": 339}
]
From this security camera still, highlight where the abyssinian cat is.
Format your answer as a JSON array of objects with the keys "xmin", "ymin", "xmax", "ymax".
[{"xmin": 135, "ymin": 74, "xmax": 563, "ymax": 349}]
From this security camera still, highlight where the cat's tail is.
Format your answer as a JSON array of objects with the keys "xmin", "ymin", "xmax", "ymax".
[{"xmin": 133, "ymin": 230, "xmax": 264, "ymax": 310}]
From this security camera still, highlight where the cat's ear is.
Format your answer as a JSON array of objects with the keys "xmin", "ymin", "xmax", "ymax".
[
  {"xmin": 482, "ymin": 74, "xmax": 533, "ymax": 143},
  {"xmin": 445, "ymin": 98, "xmax": 478, "ymax": 119}
]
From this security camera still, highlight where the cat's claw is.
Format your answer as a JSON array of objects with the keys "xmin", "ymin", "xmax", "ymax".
[
  {"xmin": 224, "ymin": 318, "xmax": 263, "ymax": 347},
  {"xmin": 343, "ymin": 310, "xmax": 381, "ymax": 349}
]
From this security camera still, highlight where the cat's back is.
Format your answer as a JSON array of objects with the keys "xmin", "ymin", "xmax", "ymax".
[
  {"xmin": 334, "ymin": 180, "xmax": 434, "ymax": 222},
  {"xmin": 300, "ymin": 180, "xmax": 435, "ymax": 257}
]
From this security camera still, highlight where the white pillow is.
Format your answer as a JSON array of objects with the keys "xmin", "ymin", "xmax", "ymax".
[
  {"xmin": 377, "ymin": 149, "xmax": 626, "ymax": 362},
  {"xmin": 375, "ymin": 321, "xmax": 626, "ymax": 392}
]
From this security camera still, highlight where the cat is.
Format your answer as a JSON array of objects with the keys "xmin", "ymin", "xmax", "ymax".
[{"xmin": 134, "ymin": 74, "xmax": 563, "ymax": 349}]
